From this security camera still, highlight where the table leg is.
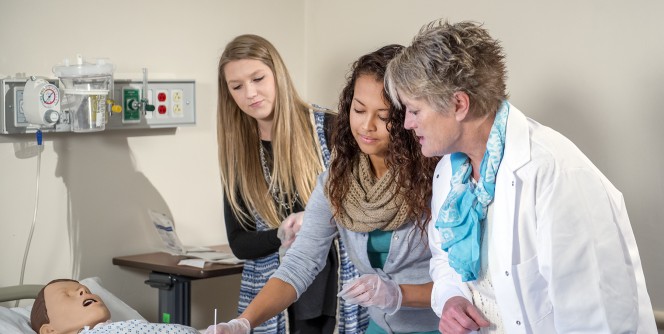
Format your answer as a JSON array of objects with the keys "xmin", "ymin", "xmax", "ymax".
[{"xmin": 144, "ymin": 272, "xmax": 191, "ymax": 326}]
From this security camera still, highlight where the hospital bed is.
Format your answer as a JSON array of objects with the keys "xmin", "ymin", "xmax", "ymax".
[
  {"xmin": 0, "ymin": 277, "xmax": 147, "ymax": 333},
  {"xmin": 3, "ymin": 280, "xmax": 663, "ymax": 332},
  {"xmin": 0, "ymin": 284, "xmax": 41, "ymax": 333}
]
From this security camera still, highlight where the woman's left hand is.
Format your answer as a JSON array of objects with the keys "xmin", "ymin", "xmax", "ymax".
[{"xmin": 277, "ymin": 211, "xmax": 304, "ymax": 249}]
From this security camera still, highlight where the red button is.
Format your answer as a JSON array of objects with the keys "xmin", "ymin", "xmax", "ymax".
[
  {"xmin": 158, "ymin": 105, "xmax": 167, "ymax": 114},
  {"xmin": 157, "ymin": 92, "xmax": 167, "ymax": 102}
]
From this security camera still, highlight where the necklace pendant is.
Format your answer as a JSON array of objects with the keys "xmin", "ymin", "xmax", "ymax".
[{"xmin": 259, "ymin": 141, "xmax": 298, "ymax": 211}]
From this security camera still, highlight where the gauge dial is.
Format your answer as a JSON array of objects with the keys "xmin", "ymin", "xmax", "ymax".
[{"xmin": 40, "ymin": 85, "xmax": 59, "ymax": 107}]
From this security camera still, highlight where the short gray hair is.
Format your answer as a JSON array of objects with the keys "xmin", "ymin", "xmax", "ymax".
[{"xmin": 386, "ymin": 20, "xmax": 508, "ymax": 118}]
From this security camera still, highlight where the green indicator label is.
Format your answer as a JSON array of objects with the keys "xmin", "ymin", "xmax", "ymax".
[
  {"xmin": 162, "ymin": 312, "xmax": 171, "ymax": 323},
  {"xmin": 123, "ymin": 88, "xmax": 141, "ymax": 121}
]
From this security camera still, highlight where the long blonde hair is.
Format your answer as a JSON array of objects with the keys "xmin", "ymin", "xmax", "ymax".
[{"xmin": 217, "ymin": 34, "xmax": 324, "ymax": 229}]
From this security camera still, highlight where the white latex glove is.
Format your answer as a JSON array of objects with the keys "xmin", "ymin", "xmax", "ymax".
[
  {"xmin": 204, "ymin": 318, "xmax": 251, "ymax": 334},
  {"xmin": 277, "ymin": 211, "xmax": 304, "ymax": 250},
  {"xmin": 337, "ymin": 274, "xmax": 403, "ymax": 315}
]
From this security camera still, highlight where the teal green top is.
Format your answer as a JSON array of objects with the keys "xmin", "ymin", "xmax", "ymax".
[
  {"xmin": 366, "ymin": 230, "xmax": 440, "ymax": 334},
  {"xmin": 367, "ymin": 229, "xmax": 392, "ymax": 269}
]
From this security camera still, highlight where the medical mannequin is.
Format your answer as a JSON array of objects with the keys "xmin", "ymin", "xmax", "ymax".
[
  {"xmin": 385, "ymin": 20, "xmax": 657, "ymax": 333},
  {"xmin": 30, "ymin": 279, "xmax": 198, "ymax": 334},
  {"xmin": 207, "ymin": 45, "xmax": 441, "ymax": 334}
]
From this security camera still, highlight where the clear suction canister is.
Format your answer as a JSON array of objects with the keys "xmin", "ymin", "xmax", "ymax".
[
  {"xmin": 64, "ymin": 89, "xmax": 108, "ymax": 132},
  {"xmin": 53, "ymin": 55, "xmax": 114, "ymax": 132}
]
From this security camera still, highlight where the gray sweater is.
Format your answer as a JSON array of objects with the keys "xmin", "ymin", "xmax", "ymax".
[{"xmin": 273, "ymin": 171, "xmax": 439, "ymax": 333}]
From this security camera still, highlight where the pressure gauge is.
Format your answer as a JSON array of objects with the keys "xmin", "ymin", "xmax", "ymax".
[
  {"xmin": 23, "ymin": 77, "xmax": 61, "ymax": 126},
  {"xmin": 41, "ymin": 85, "xmax": 59, "ymax": 106}
]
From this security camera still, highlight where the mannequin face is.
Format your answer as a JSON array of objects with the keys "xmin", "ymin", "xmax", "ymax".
[{"xmin": 41, "ymin": 281, "xmax": 110, "ymax": 334}]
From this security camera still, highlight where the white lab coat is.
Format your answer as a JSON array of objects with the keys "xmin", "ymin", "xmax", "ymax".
[{"xmin": 429, "ymin": 104, "xmax": 657, "ymax": 333}]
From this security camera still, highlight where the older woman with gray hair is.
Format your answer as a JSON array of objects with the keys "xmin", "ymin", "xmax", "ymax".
[{"xmin": 385, "ymin": 20, "xmax": 656, "ymax": 334}]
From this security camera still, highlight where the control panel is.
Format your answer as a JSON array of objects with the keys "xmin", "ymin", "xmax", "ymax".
[{"xmin": 0, "ymin": 78, "xmax": 196, "ymax": 134}]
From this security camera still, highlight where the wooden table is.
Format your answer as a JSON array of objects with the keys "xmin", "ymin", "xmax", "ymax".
[{"xmin": 112, "ymin": 245, "xmax": 243, "ymax": 326}]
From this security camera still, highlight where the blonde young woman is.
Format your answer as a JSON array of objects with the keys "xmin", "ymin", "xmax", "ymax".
[{"xmin": 217, "ymin": 34, "xmax": 365, "ymax": 334}]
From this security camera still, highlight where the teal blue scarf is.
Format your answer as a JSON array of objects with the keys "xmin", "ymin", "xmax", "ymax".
[{"xmin": 435, "ymin": 101, "xmax": 509, "ymax": 282}]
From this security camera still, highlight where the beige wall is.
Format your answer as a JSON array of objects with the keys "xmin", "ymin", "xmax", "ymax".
[
  {"xmin": 0, "ymin": 0, "xmax": 305, "ymax": 328},
  {"xmin": 1, "ymin": 0, "xmax": 663, "ymax": 330}
]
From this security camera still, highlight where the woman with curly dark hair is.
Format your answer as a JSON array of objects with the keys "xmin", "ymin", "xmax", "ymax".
[
  {"xmin": 328, "ymin": 45, "xmax": 438, "ymax": 239},
  {"xmin": 206, "ymin": 45, "xmax": 440, "ymax": 334}
]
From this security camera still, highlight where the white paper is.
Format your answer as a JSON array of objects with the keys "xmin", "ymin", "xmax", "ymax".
[
  {"xmin": 148, "ymin": 209, "xmax": 185, "ymax": 255},
  {"xmin": 177, "ymin": 256, "xmax": 244, "ymax": 268},
  {"xmin": 148, "ymin": 209, "xmax": 244, "ymax": 265},
  {"xmin": 178, "ymin": 259, "xmax": 206, "ymax": 268}
]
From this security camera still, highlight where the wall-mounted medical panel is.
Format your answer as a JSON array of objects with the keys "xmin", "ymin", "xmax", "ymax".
[
  {"xmin": 0, "ymin": 78, "xmax": 196, "ymax": 134},
  {"xmin": 108, "ymin": 80, "xmax": 196, "ymax": 130},
  {"xmin": 0, "ymin": 78, "xmax": 61, "ymax": 134}
]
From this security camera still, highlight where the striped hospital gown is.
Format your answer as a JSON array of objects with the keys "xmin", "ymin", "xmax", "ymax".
[{"xmin": 80, "ymin": 319, "xmax": 199, "ymax": 333}]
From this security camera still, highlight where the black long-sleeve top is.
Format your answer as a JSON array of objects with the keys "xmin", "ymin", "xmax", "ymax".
[
  {"xmin": 224, "ymin": 177, "xmax": 304, "ymax": 259},
  {"xmin": 223, "ymin": 114, "xmax": 338, "ymax": 324},
  {"xmin": 224, "ymin": 113, "xmax": 334, "ymax": 260}
]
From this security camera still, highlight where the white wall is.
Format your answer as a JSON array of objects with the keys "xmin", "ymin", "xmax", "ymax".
[
  {"xmin": 305, "ymin": 0, "xmax": 664, "ymax": 315},
  {"xmin": 0, "ymin": 0, "xmax": 305, "ymax": 328},
  {"xmin": 1, "ymin": 0, "xmax": 663, "ymax": 330}
]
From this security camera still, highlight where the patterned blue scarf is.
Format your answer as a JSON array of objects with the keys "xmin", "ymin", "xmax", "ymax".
[{"xmin": 435, "ymin": 101, "xmax": 509, "ymax": 282}]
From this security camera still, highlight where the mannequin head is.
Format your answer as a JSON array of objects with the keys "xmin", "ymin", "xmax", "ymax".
[{"xmin": 30, "ymin": 279, "xmax": 111, "ymax": 334}]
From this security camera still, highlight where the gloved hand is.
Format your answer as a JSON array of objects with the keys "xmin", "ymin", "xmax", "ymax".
[
  {"xmin": 337, "ymin": 274, "xmax": 403, "ymax": 315},
  {"xmin": 204, "ymin": 318, "xmax": 251, "ymax": 334},
  {"xmin": 277, "ymin": 211, "xmax": 304, "ymax": 250}
]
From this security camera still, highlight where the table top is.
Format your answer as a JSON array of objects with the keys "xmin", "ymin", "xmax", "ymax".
[{"xmin": 112, "ymin": 245, "xmax": 244, "ymax": 279}]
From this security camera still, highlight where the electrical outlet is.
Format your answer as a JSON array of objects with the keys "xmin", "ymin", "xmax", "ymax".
[
  {"xmin": 172, "ymin": 103, "xmax": 183, "ymax": 115},
  {"xmin": 172, "ymin": 89, "xmax": 183, "ymax": 103},
  {"xmin": 171, "ymin": 89, "xmax": 184, "ymax": 118},
  {"xmin": 155, "ymin": 89, "xmax": 169, "ymax": 118}
]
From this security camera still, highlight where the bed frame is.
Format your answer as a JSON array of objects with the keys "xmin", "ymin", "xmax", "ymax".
[{"xmin": 0, "ymin": 285, "xmax": 42, "ymax": 303}]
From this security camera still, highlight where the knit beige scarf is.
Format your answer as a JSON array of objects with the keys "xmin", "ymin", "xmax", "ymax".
[{"xmin": 335, "ymin": 154, "xmax": 409, "ymax": 233}]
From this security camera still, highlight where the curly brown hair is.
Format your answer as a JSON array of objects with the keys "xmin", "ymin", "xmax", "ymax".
[{"xmin": 327, "ymin": 44, "xmax": 439, "ymax": 234}]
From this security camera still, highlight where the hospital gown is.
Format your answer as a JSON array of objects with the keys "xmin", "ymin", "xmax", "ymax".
[{"xmin": 80, "ymin": 319, "xmax": 199, "ymax": 333}]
